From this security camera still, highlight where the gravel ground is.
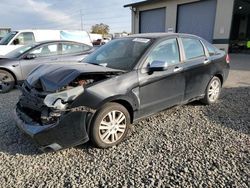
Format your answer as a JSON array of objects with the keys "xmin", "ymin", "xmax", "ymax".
[
  {"xmin": 0, "ymin": 87, "xmax": 249, "ymax": 187},
  {"xmin": 0, "ymin": 55, "xmax": 249, "ymax": 187}
]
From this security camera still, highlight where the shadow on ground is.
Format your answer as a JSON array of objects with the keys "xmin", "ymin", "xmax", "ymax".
[{"xmin": 189, "ymin": 86, "xmax": 250, "ymax": 135}]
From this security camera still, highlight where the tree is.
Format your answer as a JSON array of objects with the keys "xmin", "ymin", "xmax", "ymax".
[{"xmin": 91, "ymin": 23, "xmax": 110, "ymax": 36}]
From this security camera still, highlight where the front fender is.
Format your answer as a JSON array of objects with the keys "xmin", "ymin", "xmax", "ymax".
[{"xmin": 70, "ymin": 71, "xmax": 140, "ymax": 111}]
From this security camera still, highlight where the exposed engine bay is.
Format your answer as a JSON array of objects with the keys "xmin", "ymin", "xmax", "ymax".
[{"xmin": 18, "ymin": 72, "xmax": 118, "ymax": 125}]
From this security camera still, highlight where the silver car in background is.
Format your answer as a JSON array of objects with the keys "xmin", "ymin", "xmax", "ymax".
[{"xmin": 0, "ymin": 40, "xmax": 93, "ymax": 93}]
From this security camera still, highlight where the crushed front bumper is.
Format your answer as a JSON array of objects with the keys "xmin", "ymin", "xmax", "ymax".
[{"xmin": 14, "ymin": 106, "xmax": 93, "ymax": 152}]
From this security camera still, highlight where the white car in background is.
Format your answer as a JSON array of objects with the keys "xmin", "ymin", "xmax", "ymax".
[
  {"xmin": 102, "ymin": 37, "xmax": 111, "ymax": 44},
  {"xmin": 0, "ymin": 30, "xmax": 93, "ymax": 55}
]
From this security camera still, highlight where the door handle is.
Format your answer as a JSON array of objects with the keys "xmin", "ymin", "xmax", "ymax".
[
  {"xmin": 204, "ymin": 59, "xmax": 211, "ymax": 64},
  {"xmin": 173, "ymin": 67, "xmax": 183, "ymax": 73}
]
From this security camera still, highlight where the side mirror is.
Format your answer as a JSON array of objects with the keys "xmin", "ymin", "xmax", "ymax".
[
  {"xmin": 24, "ymin": 54, "xmax": 36, "ymax": 60},
  {"xmin": 13, "ymin": 38, "xmax": 20, "ymax": 45},
  {"xmin": 149, "ymin": 60, "xmax": 168, "ymax": 72}
]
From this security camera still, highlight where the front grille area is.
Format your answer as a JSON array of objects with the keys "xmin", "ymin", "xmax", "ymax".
[{"xmin": 18, "ymin": 82, "xmax": 50, "ymax": 125}]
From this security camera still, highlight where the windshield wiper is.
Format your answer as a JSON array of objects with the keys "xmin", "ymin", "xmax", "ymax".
[{"xmin": 86, "ymin": 62, "xmax": 106, "ymax": 67}]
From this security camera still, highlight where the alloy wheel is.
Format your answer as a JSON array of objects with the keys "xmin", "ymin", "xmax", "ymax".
[
  {"xmin": 99, "ymin": 110, "xmax": 127, "ymax": 144},
  {"xmin": 208, "ymin": 79, "xmax": 220, "ymax": 102}
]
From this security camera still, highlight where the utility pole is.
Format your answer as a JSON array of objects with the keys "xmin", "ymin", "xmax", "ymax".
[{"xmin": 80, "ymin": 9, "xmax": 83, "ymax": 30}]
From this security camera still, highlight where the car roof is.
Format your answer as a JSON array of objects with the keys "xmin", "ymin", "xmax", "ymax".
[
  {"xmin": 35, "ymin": 40, "xmax": 87, "ymax": 45},
  {"xmin": 125, "ymin": 32, "xmax": 201, "ymax": 39}
]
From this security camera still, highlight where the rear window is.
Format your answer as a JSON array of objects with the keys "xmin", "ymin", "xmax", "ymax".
[
  {"xmin": 182, "ymin": 38, "xmax": 205, "ymax": 60},
  {"xmin": 202, "ymin": 40, "xmax": 219, "ymax": 56}
]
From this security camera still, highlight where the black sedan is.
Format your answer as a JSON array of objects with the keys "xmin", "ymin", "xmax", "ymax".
[
  {"xmin": 14, "ymin": 33, "xmax": 230, "ymax": 151},
  {"xmin": 0, "ymin": 40, "xmax": 93, "ymax": 93}
]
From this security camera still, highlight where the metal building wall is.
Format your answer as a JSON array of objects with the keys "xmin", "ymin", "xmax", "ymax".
[
  {"xmin": 139, "ymin": 8, "xmax": 166, "ymax": 33},
  {"xmin": 177, "ymin": 0, "xmax": 217, "ymax": 42}
]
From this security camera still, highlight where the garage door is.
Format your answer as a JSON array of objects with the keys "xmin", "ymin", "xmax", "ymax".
[
  {"xmin": 140, "ymin": 8, "xmax": 166, "ymax": 33},
  {"xmin": 177, "ymin": 0, "xmax": 217, "ymax": 42}
]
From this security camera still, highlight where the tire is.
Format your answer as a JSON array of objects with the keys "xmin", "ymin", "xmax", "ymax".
[
  {"xmin": 0, "ymin": 70, "xmax": 15, "ymax": 93},
  {"xmin": 201, "ymin": 76, "xmax": 222, "ymax": 105},
  {"xmin": 90, "ymin": 102, "xmax": 130, "ymax": 148}
]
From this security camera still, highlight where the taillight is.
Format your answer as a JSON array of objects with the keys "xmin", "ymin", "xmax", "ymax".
[{"xmin": 226, "ymin": 54, "xmax": 230, "ymax": 64}]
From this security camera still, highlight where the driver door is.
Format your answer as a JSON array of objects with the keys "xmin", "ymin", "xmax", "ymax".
[
  {"xmin": 138, "ymin": 38, "xmax": 185, "ymax": 117},
  {"xmin": 19, "ymin": 43, "xmax": 59, "ymax": 80}
]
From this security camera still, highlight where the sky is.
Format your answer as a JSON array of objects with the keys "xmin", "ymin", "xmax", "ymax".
[{"xmin": 0, "ymin": 0, "xmax": 141, "ymax": 33}]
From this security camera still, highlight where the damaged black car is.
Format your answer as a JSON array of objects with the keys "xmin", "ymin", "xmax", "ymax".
[{"xmin": 14, "ymin": 33, "xmax": 230, "ymax": 151}]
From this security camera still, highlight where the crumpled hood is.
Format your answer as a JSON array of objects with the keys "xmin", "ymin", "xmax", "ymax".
[{"xmin": 26, "ymin": 62, "xmax": 123, "ymax": 92}]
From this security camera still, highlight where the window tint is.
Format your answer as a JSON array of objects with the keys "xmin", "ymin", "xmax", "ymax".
[
  {"xmin": 203, "ymin": 40, "xmax": 217, "ymax": 56},
  {"xmin": 182, "ymin": 38, "xmax": 205, "ymax": 60},
  {"xmin": 146, "ymin": 38, "xmax": 180, "ymax": 66},
  {"xmin": 61, "ymin": 43, "xmax": 91, "ymax": 55},
  {"xmin": 14, "ymin": 32, "xmax": 35, "ymax": 45},
  {"xmin": 30, "ymin": 44, "xmax": 58, "ymax": 57}
]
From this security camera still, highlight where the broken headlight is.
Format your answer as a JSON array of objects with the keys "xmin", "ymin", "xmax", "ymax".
[{"xmin": 44, "ymin": 86, "xmax": 84, "ymax": 110}]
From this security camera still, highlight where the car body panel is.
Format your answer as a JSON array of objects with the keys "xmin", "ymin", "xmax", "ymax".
[
  {"xmin": 14, "ymin": 106, "xmax": 90, "ymax": 151},
  {"xmin": 0, "ymin": 58, "xmax": 23, "ymax": 81},
  {"xmin": 137, "ymin": 65, "xmax": 185, "ymax": 117}
]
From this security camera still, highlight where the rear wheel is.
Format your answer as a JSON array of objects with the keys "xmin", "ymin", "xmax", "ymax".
[
  {"xmin": 90, "ymin": 103, "xmax": 130, "ymax": 148},
  {"xmin": 0, "ymin": 70, "xmax": 15, "ymax": 93},
  {"xmin": 201, "ymin": 76, "xmax": 221, "ymax": 105}
]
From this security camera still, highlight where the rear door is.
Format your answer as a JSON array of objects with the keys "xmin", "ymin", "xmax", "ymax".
[
  {"xmin": 138, "ymin": 37, "xmax": 185, "ymax": 117},
  {"xmin": 180, "ymin": 37, "xmax": 212, "ymax": 101}
]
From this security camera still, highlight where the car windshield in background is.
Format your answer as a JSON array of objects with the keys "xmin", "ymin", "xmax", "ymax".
[
  {"xmin": 83, "ymin": 38, "xmax": 152, "ymax": 71},
  {"xmin": 0, "ymin": 31, "xmax": 18, "ymax": 45},
  {"xmin": 5, "ymin": 43, "xmax": 38, "ymax": 58}
]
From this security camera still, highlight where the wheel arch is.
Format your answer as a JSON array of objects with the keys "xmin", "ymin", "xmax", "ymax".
[
  {"xmin": 214, "ymin": 73, "xmax": 223, "ymax": 85},
  {"xmin": 110, "ymin": 99, "xmax": 134, "ymax": 124}
]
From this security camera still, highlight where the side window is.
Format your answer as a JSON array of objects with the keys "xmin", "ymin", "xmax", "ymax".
[
  {"xmin": 30, "ymin": 44, "xmax": 58, "ymax": 57},
  {"xmin": 61, "ymin": 43, "xmax": 91, "ymax": 55},
  {"xmin": 203, "ymin": 40, "xmax": 217, "ymax": 56},
  {"xmin": 146, "ymin": 38, "xmax": 180, "ymax": 66},
  {"xmin": 14, "ymin": 32, "xmax": 35, "ymax": 45},
  {"xmin": 182, "ymin": 38, "xmax": 205, "ymax": 60}
]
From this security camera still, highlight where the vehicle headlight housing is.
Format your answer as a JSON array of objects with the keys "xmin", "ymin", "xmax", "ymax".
[{"xmin": 44, "ymin": 86, "xmax": 84, "ymax": 110}]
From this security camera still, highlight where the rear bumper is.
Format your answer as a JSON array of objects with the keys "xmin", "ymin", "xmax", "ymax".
[{"xmin": 14, "ymin": 107, "xmax": 92, "ymax": 152}]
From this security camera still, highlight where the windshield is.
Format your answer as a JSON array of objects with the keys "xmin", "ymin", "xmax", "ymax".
[
  {"xmin": 0, "ymin": 31, "xmax": 18, "ymax": 45},
  {"xmin": 5, "ymin": 43, "xmax": 38, "ymax": 58},
  {"xmin": 83, "ymin": 38, "xmax": 152, "ymax": 71}
]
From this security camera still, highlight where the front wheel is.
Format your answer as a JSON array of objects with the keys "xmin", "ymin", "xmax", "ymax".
[
  {"xmin": 0, "ymin": 70, "xmax": 15, "ymax": 93},
  {"xmin": 201, "ymin": 76, "xmax": 222, "ymax": 105},
  {"xmin": 90, "ymin": 103, "xmax": 130, "ymax": 148}
]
